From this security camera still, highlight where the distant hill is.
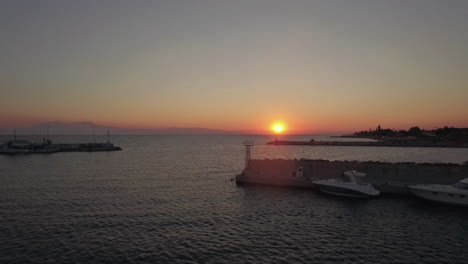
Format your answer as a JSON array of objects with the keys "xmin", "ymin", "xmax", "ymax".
[{"xmin": 0, "ymin": 122, "xmax": 259, "ymax": 135}]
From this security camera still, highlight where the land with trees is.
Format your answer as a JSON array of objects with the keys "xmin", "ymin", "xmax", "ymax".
[
  {"xmin": 349, "ymin": 125, "xmax": 468, "ymax": 141},
  {"xmin": 269, "ymin": 126, "xmax": 468, "ymax": 147}
]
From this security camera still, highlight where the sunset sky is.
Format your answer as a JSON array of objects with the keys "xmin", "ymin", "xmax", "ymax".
[{"xmin": 1, "ymin": 0, "xmax": 467, "ymax": 133}]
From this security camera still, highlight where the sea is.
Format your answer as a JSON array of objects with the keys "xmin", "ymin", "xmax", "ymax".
[{"xmin": 1, "ymin": 134, "xmax": 468, "ymax": 264}]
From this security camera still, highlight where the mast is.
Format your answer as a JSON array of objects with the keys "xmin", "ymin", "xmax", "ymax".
[{"xmin": 107, "ymin": 128, "xmax": 110, "ymax": 143}]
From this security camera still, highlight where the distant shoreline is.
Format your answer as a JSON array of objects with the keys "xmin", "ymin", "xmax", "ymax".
[{"xmin": 267, "ymin": 139, "xmax": 468, "ymax": 148}]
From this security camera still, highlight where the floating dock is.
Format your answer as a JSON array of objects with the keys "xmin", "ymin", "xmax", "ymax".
[{"xmin": 236, "ymin": 158, "xmax": 468, "ymax": 195}]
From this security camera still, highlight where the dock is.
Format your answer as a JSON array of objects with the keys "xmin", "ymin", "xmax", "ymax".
[
  {"xmin": 52, "ymin": 143, "xmax": 122, "ymax": 152},
  {"xmin": 0, "ymin": 141, "xmax": 121, "ymax": 154},
  {"xmin": 0, "ymin": 128, "xmax": 122, "ymax": 154},
  {"xmin": 236, "ymin": 159, "xmax": 468, "ymax": 194},
  {"xmin": 267, "ymin": 139, "xmax": 468, "ymax": 148}
]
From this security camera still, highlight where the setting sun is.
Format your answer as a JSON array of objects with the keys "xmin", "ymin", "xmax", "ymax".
[{"xmin": 272, "ymin": 123, "xmax": 284, "ymax": 133}]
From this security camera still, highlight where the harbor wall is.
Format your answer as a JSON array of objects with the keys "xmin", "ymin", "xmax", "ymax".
[
  {"xmin": 267, "ymin": 140, "xmax": 468, "ymax": 148},
  {"xmin": 237, "ymin": 159, "xmax": 468, "ymax": 194},
  {"xmin": 0, "ymin": 142, "xmax": 121, "ymax": 154}
]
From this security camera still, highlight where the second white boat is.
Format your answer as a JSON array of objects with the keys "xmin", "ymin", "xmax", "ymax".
[{"xmin": 408, "ymin": 178, "xmax": 468, "ymax": 206}]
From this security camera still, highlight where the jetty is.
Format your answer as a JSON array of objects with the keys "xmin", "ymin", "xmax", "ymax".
[
  {"xmin": 0, "ymin": 129, "xmax": 122, "ymax": 154},
  {"xmin": 236, "ymin": 142, "xmax": 468, "ymax": 195},
  {"xmin": 0, "ymin": 141, "xmax": 121, "ymax": 154},
  {"xmin": 236, "ymin": 159, "xmax": 468, "ymax": 195},
  {"xmin": 267, "ymin": 139, "xmax": 468, "ymax": 148}
]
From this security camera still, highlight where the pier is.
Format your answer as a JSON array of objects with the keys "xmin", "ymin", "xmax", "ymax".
[
  {"xmin": 240, "ymin": 137, "xmax": 468, "ymax": 195},
  {"xmin": 236, "ymin": 159, "xmax": 468, "ymax": 194},
  {"xmin": 50, "ymin": 142, "xmax": 122, "ymax": 152},
  {"xmin": 0, "ymin": 128, "xmax": 122, "ymax": 154},
  {"xmin": 267, "ymin": 139, "xmax": 468, "ymax": 148},
  {"xmin": 0, "ymin": 141, "xmax": 121, "ymax": 154}
]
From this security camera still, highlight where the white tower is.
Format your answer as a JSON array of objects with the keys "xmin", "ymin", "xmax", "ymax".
[{"xmin": 243, "ymin": 140, "xmax": 253, "ymax": 170}]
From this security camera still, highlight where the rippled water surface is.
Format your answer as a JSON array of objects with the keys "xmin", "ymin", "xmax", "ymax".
[{"xmin": 1, "ymin": 135, "xmax": 468, "ymax": 263}]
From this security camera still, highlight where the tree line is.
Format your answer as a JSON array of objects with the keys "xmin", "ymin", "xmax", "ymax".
[{"xmin": 354, "ymin": 125, "xmax": 468, "ymax": 138}]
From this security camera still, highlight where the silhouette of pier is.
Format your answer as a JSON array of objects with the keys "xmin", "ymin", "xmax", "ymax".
[{"xmin": 267, "ymin": 139, "xmax": 468, "ymax": 148}]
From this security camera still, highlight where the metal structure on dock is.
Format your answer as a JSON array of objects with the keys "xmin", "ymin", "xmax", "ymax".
[{"xmin": 243, "ymin": 140, "xmax": 253, "ymax": 169}]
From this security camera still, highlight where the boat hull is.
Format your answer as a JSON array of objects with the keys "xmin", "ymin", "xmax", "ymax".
[
  {"xmin": 317, "ymin": 184, "xmax": 378, "ymax": 199},
  {"xmin": 409, "ymin": 187, "xmax": 468, "ymax": 206}
]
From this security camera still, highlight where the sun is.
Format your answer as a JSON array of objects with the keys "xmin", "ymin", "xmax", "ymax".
[{"xmin": 272, "ymin": 123, "xmax": 284, "ymax": 133}]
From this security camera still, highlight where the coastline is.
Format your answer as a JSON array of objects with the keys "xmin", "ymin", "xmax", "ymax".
[{"xmin": 267, "ymin": 139, "xmax": 468, "ymax": 148}]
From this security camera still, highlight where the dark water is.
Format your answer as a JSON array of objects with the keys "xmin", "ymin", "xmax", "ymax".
[{"xmin": 1, "ymin": 135, "xmax": 467, "ymax": 263}]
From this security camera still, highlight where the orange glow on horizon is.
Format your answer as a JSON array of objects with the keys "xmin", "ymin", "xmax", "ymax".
[{"xmin": 3, "ymin": 113, "xmax": 468, "ymax": 134}]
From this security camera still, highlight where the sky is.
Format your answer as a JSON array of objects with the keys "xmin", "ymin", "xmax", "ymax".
[{"xmin": 1, "ymin": 0, "xmax": 467, "ymax": 133}]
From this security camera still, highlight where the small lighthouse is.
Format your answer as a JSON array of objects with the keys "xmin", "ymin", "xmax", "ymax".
[{"xmin": 243, "ymin": 140, "xmax": 253, "ymax": 170}]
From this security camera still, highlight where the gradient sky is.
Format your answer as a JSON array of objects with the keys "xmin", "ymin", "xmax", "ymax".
[{"xmin": 1, "ymin": 0, "xmax": 467, "ymax": 133}]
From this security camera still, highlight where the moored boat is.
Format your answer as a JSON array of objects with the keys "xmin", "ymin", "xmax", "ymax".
[
  {"xmin": 0, "ymin": 139, "xmax": 32, "ymax": 154},
  {"xmin": 313, "ymin": 171, "xmax": 381, "ymax": 198},
  {"xmin": 409, "ymin": 178, "xmax": 468, "ymax": 206}
]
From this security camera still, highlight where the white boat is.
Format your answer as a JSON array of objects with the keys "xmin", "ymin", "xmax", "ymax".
[
  {"xmin": 0, "ymin": 140, "xmax": 31, "ymax": 154},
  {"xmin": 408, "ymin": 178, "xmax": 468, "ymax": 206},
  {"xmin": 313, "ymin": 171, "xmax": 380, "ymax": 198}
]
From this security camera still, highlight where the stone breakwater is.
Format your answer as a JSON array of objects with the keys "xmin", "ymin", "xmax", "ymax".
[
  {"xmin": 0, "ymin": 142, "xmax": 121, "ymax": 154},
  {"xmin": 267, "ymin": 140, "xmax": 468, "ymax": 148},
  {"xmin": 236, "ymin": 159, "xmax": 468, "ymax": 194},
  {"xmin": 52, "ymin": 143, "xmax": 122, "ymax": 152}
]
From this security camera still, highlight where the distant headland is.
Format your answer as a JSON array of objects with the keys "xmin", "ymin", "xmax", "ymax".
[
  {"xmin": 342, "ymin": 125, "xmax": 468, "ymax": 141},
  {"xmin": 268, "ymin": 125, "xmax": 468, "ymax": 148}
]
